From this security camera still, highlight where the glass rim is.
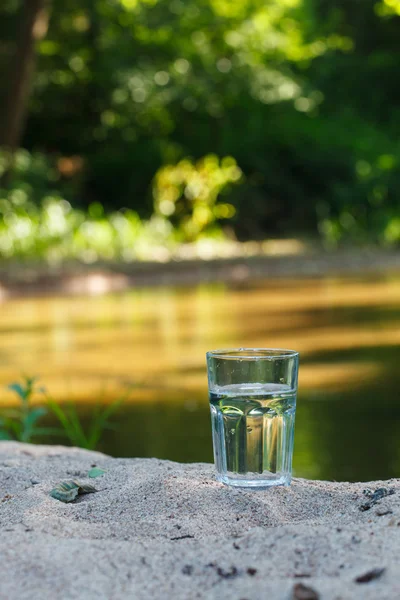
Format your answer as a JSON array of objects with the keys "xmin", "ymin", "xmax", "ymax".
[{"xmin": 206, "ymin": 348, "xmax": 299, "ymax": 360}]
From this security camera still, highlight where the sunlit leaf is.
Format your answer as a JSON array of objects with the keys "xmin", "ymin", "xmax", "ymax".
[
  {"xmin": 8, "ymin": 383, "xmax": 27, "ymax": 401},
  {"xmin": 88, "ymin": 467, "xmax": 106, "ymax": 478}
]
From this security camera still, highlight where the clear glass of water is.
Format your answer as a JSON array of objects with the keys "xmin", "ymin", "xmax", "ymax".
[{"xmin": 206, "ymin": 348, "xmax": 299, "ymax": 488}]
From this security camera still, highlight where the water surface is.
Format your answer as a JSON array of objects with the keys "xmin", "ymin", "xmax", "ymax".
[{"xmin": 1, "ymin": 274, "xmax": 399, "ymax": 481}]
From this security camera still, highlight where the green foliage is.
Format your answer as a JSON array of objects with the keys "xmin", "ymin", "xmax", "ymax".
[
  {"xmin": 0, "ymin": 149, "xmax": 174, "ymax": 261},
  {"xmin": 47, "ymin": 395, "xmax": 123, "ymax": 450},
  {"xmin": 0, "ymin": 376, "xmax": 124, "ymax": 450},
  {"xmin": 0, "ymin": 377, "xmax": 57, "ymax": 442},
  {"xmin": 1, "ymin": 0, "xmax": 400, "ymax": 247},
  {"xmin": 375, "ymin": 0, "xmax": 400, "ymax": 17},
  {"xmin": 153, "ymin": 154, "xmax": 242, "ymax": 241},
  {"xmin": 0, "ymin": 149, "xmax": 247, "ymax": 260},
  {"xmin": 87, "ymin": 466, "xmax": 106, "ymax": 478}
]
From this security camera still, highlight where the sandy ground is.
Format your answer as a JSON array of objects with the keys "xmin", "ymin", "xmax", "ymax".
[{"xmin": 0, "ymin": 442, "xmax": 399, "ymax": 600}]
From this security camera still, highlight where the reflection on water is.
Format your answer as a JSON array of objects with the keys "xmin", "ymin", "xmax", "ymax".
[{"xmin": 1, "ymin": 274, "xmax": 400, "ymax": 481}]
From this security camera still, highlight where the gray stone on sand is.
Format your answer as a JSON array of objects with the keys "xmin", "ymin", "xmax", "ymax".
[{"xmin": 0, "ymin": 442, "xmax": 398, "ymax": 599}]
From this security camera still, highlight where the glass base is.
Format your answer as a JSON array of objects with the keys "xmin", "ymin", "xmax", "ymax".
[{"xmin": 216, "ymin": 472, "xmax": 291, "ymax": 489}]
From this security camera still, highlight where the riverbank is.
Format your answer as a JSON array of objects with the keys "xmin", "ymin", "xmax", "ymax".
[
  {"xmin": 0, "ymin": 442, "xmax": 398, "ymax": 599},
  {"xmin": 0, "ymin": 246, "xmax": 399, "ymax": 299}
]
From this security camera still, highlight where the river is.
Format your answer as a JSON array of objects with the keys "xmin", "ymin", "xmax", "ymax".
[{"xmin": 1, "ymin": 273, "xmax": 399, "ymax": 481}]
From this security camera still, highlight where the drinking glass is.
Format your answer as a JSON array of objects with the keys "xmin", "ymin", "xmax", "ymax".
[{"xmin": 206, "ymin": 348, "xmax": 299, "ymax": 488}]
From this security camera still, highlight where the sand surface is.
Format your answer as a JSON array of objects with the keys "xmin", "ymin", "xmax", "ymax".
[{"xmin": 0, "ymin": 442, "xmax": 399, "ymax": 599}]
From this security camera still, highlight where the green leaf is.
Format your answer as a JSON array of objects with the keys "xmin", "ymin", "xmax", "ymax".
[
  {"xmin": 0, "ymin": 430, "xmax": 13, "ymax": 440},
  {"xmin": 0, "ymin": 416, "xmax": 14, "ymax": 428},
  {"xmin": 87, "ymin": 397, "xmax": 123, "ymax": 449},
  {"xmin": 6, "ymin": 419, "xmax": 22, "ymax": 438},
  {"xmin": 46, "ymin": 397, "xmax": 69, "ymax": 427},
  {"xmin": 49, "ymin": 482, "xmax": 79, "ymax": 503},
  {"xmin": 49, "ymin": 480, "xmax": 97, "ymax": 503},
  {"xmin": 88, "ymin": 467, "xmax": 106, "ymax": 478},
  {"xmin": 66, "ymin": 404, "xmax": 87, "ymax": 444},
  {"xmin": 8, "ymin": 383, "xmax": 27, "ymax": 401},
  {"xmin": 21, "ymin": 407, "xmax": 48, "ymax": 442},
  {"xmin": 24, "ymin": 407, "xmax": 48, "ymax": 428},
  {"xmin": 47, "ymin": 393, "xmax": 124, "ymax": 450},
  {"xmin": 47, "ymin": 397, "xmax": 87, "ymax": 447}
]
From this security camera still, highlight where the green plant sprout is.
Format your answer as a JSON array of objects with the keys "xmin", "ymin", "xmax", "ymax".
[
  {"xmin": 0, "ymin": 376, "xmax": 126, "ymax": 450},
  {"xmin": 0, "ymin": 377, "xmax": 58, "ymax": 442}
]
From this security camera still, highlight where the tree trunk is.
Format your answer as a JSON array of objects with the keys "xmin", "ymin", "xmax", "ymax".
[{"xmin": 0, "ymin": 0, "xmax": 48, "ymax": 152}]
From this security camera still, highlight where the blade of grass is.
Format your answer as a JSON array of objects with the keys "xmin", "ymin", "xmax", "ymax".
[{"xmin": 65, "ymin": 403, "xmax": 88, "ymax": 447}]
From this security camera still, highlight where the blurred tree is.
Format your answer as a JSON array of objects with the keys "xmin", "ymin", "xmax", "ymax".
[
  {"xmin": 23, "ymin": 0, "xmax": 346, "ymax": 219},
  {"xmin": 0, "ymin": 0, "xmax": 399, "ymax": 247},
  {"xmin": 0, "ymin": 0, "xmax": 49, "ymax": 153},
  {"xmin": 153, "ymin": 154, "xmax": 242, "ymax": 241}
]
